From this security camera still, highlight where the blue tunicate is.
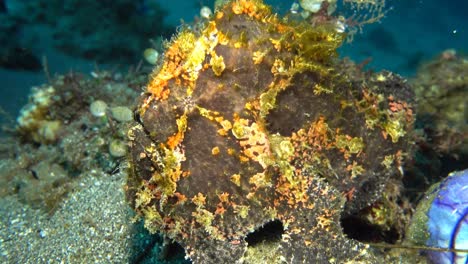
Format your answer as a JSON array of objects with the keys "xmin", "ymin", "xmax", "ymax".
[{"xmin": 426, "ymin": 169, "xmax": 468, "ymax": 264}]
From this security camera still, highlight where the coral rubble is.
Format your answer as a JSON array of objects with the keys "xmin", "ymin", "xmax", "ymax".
[
  {"xmin": 4, "ymin": 70, "xmax": 144, "ymax": 212},
  {"xmin": 126, "ymin": 0, "xmax": 415, "ymax": 263},
  {"xmin": 403, "ymin": 50, "xmax": 468, "ymax": 200}
]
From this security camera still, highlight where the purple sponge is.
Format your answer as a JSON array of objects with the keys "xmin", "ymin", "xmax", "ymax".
[{"xmin": 426, "ymin": 169, "xmax": 468, "ymax": 264}]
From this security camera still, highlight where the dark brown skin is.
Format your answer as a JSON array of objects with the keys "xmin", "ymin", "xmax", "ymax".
[{"xmin": 126, "ymin": 1, "xmax": 414, "ymax": 263}]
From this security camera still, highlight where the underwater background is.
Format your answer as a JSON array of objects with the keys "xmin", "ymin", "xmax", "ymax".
[{"xmin": 0, "ymin": 0, "xmax": 466, "ymax": 263}]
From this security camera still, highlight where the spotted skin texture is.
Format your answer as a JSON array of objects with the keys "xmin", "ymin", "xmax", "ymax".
[{"xmin": 126, "ymin": 0, "xmax": 414, "ymax": 262}]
